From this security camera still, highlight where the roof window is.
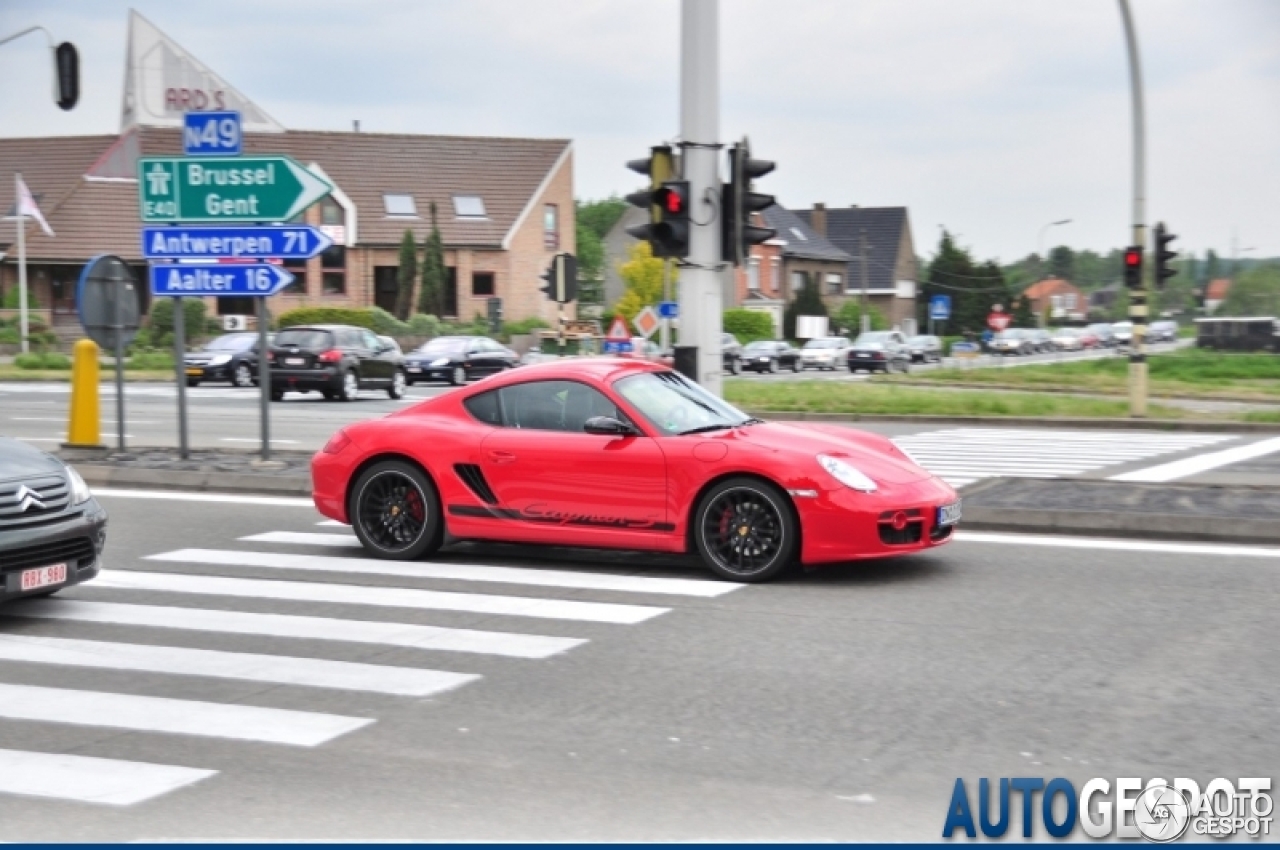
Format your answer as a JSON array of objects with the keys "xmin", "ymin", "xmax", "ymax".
[
  {"xmin": 789, "ymin": 227, "xmax": 808, "ymax": 241},
  {"xmin": 453, "ymin": 195, "xmax": 487, "ymax": 218},
  {"xmin": 383, "ymin": 193, "xmax": 417, "ymax": 217}
]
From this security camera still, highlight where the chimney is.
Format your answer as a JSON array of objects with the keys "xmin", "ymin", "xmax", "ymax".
[
  {"xmin": 353, "ymin": 120, "xmax": 361, "ymax": 132},
  {"xmin": 811, "ymin": 203, "xmax": 827, "ymax": 237}
]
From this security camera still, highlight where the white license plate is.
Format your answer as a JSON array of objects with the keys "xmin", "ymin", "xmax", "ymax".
[
  {"xmin": 21, "ymin": 563, "xmax": 67, "ymax": 592},
  {"xmin": 407, "ymin": 366, "xmax": 421, "ymax": 373},
  {"xmin": 857, "ymin": 352, "xmax": 870, "ymax": 358},
  {"xmin": 937, "ymin": 501, "xmax": 962, "ymax": 527},
  {"xmin": 285, "ymin": 357, "xmax": 305, "ymax": 366}
]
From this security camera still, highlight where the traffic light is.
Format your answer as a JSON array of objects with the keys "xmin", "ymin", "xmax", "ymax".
[
  {"xmin": 647, "ymin": 181, "xmax": 691, "ymax": 258},
  {"xmin": 54, "ymin": 42, "xmax": 79, "ymax": 111},
  {"xmin": 540, "ymin": 253, "xmax": 578, "ymax": 304},
  {"xmin": 1123, "ymin": 245, "xmax": 1143, "ymax": 289},
  {"xmin": 625, "ymin": 146, "xmax": 681, "ymax": 258},
  {"xmin": 721, "ymin": 139, "xmax": 776, "ymax": 266},
  {"xmin": 1154, "ymin": 222, "xmax": 1177, "ymax": 290}
]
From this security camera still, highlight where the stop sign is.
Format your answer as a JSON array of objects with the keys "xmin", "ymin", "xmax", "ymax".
[{"xmin": 987, "ymin": 311, "xmax": 1011, "ymax": 331}]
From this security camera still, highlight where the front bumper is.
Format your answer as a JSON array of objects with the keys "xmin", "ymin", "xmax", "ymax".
[
  {"xmin": 184, "ymin": 363, "xmax": 231, "ymax": 381},
  {"xmin": 1, "ymin": 500, "xmax": 108, "ymax": 602},
  {"xmin": 405, "ymin": 363, "xmax": 451, "ymax": 381},
  {"xmin": 797, "ymin": 475, "xmax": 958, "ymax": 565}
]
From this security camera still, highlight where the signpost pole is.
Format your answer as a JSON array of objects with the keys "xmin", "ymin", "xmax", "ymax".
[
  {"xmin": 173, "ymin": 295, "xmax": 188, "ymax": 459},
  {"xmin": 257, "ymin": 296, "xmax": 270, "ymax": 462},
  {"xmin": 15, "ymin": 174, "xmax": 28, "ymax": 355},
  {"xmin": 111, "ymin": 266, "xmax": 126, "ymax": 453}
]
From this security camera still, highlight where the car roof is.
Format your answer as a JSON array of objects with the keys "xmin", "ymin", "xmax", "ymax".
[{"xmin": 475, "ymin": 357, "xmax": 666, "ymax": 389}]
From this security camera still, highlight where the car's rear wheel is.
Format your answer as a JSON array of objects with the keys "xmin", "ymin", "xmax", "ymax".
[
  {"xmin": 450, "ymin": 365, "xmax": 467, "ymax": 386},
  {"xmin": 791, "ymin": 359, "xmax": 801, "ymax": 373},
  {"xmin": 726, "ymin": 359, "xmax": 738, "ymax": 376},
  {"xmin": 693, "ymin": 477, "xmax": 797, "ymax": 583},
  {"xmin": 350, "ymin": 460, "xmax": 443, "ymax": 560},
  {"xmin": 233, "ymin": 363, "xmax": 254, "ymax": 387},
  {"xmin": 388, "ymin": 369, "xmax": 407, "ymax": 400},
  {"xmin": 767, "ymin": 359, "xmax": 778, "ymax": 374},
  {"xmin": 340, "ymin": 370, "xmax": 359, "ymax": 402},
  {"xmin": 270, "ymin": 388, "xmax": 284, "ymax": 401}
]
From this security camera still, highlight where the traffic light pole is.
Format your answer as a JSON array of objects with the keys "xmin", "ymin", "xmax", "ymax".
[
  {"xmin": 679, "ymin": 0, "xmax": 723, "ymax": 396},
  {"xmin": 1119, "ymin": 0, "xmax": 1148, "ymax": 417}
]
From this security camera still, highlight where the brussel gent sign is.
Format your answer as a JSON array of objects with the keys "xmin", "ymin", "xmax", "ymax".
[{"xmin": 138, "ymin": 155, "xmax": 334, "ymax": 222}]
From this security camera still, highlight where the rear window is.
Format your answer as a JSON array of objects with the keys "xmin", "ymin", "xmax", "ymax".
[
  {"xmin": 463, "ymin": 390, "xmax": 502, "ymax": 426},
  {"xmin": 275, "ymin": 329, "xmax": 333, "ymax": 349},
  {"xmin": 417, "ymin": 338, "xmax": 468, "ymax": 355}
]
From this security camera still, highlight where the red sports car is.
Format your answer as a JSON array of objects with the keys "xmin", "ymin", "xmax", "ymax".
[{"xmin": 311, "ymin": 359, "xmax": 959, "ymax": 582}]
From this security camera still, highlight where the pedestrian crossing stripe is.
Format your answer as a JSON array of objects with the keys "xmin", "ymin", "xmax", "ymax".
[
  {"xmin": 0, "ymin": 748, "xmax": 216, "ymax": 806},
  {"xmin": 893, "ymin": 428, "xmax": 1236, "ymax": 488}
]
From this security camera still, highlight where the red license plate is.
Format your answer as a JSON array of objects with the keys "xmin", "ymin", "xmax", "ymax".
[{"xmin": 20, "ymin": 563, "xmax": 67, "ymax": 592}]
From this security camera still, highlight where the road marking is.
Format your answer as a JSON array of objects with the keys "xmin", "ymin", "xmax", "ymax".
[
  {"xmin": 1109, "ymin": 435, "xmax": 1280, "ymax": 482},
  {"xmin": 16, "ymin": 437, "xmax": 61, "ymax": 443},
  {"xmin": 12, "ymin": 599, "xmax": 584, "ymax": 659},
  {"xmin": 94, "ymin": 570, "xmax": 668, "ymax": 624},
  {"xmin": 227, "ymin": 537, "xmax": 740, "ymax": 597},
  {"xmin": 10, "ymin": 417, "xmax": 67, "ymax": 422},
  {"xmin": 0, "ymin": 748, "xmax": 216, "ymax": 806},
  {"xmin": 317, "ymin": 519, "xmax": 347, "ymax": 526},
  {"xmin": 0, "ymin": 682, "xmax": 371, "ymax": 746},
  {"xmin": 955, "ymin": 531, "xmax": 1280, "ymax": 559},
  {"xmin": 219, "ymin": 437, "xmax": 300, "ymax": 444},
  {"xmin": 92, "ymin": 489, "xmax": 313, "ymax": 507},
  {"xmin": 0, "ymin": 634, "xmax": 479, "ymax": 697}
]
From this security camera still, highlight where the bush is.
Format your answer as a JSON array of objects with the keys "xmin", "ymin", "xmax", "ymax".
[
  {"xmin": 367, "ymin": 307, "xmax": 409, "ymax": 336},
  {"xmin": 723, "ymin": 309, "xmax": 775, "ymax": 344},
  {"xmin": 832, "ymin": 300, "xmax": 888, "ymax": 335},
  {"xmin": 501, "ymin": 317, "xmax": 550, "ymax": 337},
  {"xmin": 0, "ymin": 327, "xmax": 20, "ymax": 345},
  {"xmin": 147, "ymin": 298, "xmax": 208, "ymax": 338},
  {"xmin": 408, "ymin": 313, "xmax": 443, "ymax": 338},
  {"xmin": 14, "ymin": 351, "xmax": 70, "ymax": 370},
  {"xmin": 126, "ymin": 350, "xmax": 174, "ymax": 370},
  {"xmin": 275, "ymin": 306, "xmax": 377, "ymax": 330},
  {"xmin": 1, "ymin": 287, "xmax": 38, "ymax": 310},
  {"xmin": 444, "ymin": 313, "xmax": 490, "ymax": 337}
]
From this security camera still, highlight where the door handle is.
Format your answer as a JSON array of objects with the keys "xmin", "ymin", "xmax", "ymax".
[{"xmin": 487, "ymin": 450, "xmax": 516, "ymax": 464}]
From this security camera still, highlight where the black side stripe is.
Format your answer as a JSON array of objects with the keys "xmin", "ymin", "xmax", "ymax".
[{"xmin": 448, "ymin": 504, "xmax": 674, "ymax": 532}]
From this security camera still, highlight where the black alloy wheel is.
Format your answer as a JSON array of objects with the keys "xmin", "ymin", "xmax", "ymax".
[
  {"xmin": 233, "ymin": 363, "xmax": 255, "ymax": 387},
  {"xmin": 350, "ymin": 460, "xmax": 444, "ymax": 560},
  {"xmin": 693, "ymin": 477, "xmax": 797, "ymax": 582}
]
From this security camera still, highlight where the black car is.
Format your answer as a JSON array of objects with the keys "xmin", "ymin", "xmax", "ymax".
[
  {"xmin": 740, "ymin": 340, "xmax": 802, "ymax": 373},
  {"xmin": 722, "ymin": 333, "xmax": 743, "ymax": 375},
  {"xmin": 269, "ymin": 324, "xmax": 406, "ymax": 402},
  {"xmin": 403, "ymin": 335, "xmax": 518, "ymax": 386},
  {"xmin": 848, "ymin": 331, "xmax": 912, "ymax": 373},
  {"xmin": 906, "ymin": 334, "xmax": 943, "ymax": 363},
  {"xmin": 183, "ymin": 332, "xmax": 267, "ymax": 388},
  {"xmin": 0, "ymin": 437, "xmax": 107, "ymax": 604}
]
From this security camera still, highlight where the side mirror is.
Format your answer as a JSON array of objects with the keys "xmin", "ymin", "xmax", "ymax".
[{"xmin": 583, "ymin": 416, "xmax": 637, "ymax": 436}]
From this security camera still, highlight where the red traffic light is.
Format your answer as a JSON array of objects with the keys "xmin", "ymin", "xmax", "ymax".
[
  {"xmin": 653, "ymin": 183, "xmax": 687, "ymax": 216},
  {"xmin": 1124, "ymin": 248, "xmax": 1141, "ymax": 267}
]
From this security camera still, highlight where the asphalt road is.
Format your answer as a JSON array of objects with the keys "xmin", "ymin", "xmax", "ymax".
[{"xmin": 0, "ymin": 493, "xmax": 1275, "ymax": 840}]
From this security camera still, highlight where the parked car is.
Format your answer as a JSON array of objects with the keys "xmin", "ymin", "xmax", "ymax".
[
  {"xmin": 1087, "ymin": 323, "xmax": 1117, "ymax": 348},
  {"xmin": 1028, "ymin": 328, "xmax": 1055, "ymax": 353},
  {"xmin": 0, "ymin": 436, "xmax": 107, "ymax": 604},
  {"xmin": 1111, "ymin": 321, "xmax": 1134, "ymax": 348},
  {"xmin": 905, "ymin": 334, "xmax": 943, "ymax": 363},
  {"xmin": 310, "ymin": 359, "xmax": 959, "ymax": 583},
  {"xmin": 799, "ymin": 336, "xmax": 852, "ymax": 371},
  {"xmin": 722, "ymin": 333, "xmax": 743, "ymax": 375},
  {"xmin": 404, "ymin": 335, "xmax": 519, "ymax": 386},
  {"xmin": 741, "ymin": 340, "xmax": 802, "ymax": 373},
  {"xmin": 988, "ymin": 328, "xmax": 1035, "ymax": 356},
  {"xmin": 183, "ymin": 332, "xmax": 268, "ymax": 388},
  {"xmin": 1148, "ymin": 320, "xmax": 1179, "ymax": 343},
  {"xmin": 269, "ymin": 324, "xmax": 407, "ymax": 401},
  {"xmin": 1050, "ymin": 327, "xmax": 1085, "ymax": 351},
  {"xmin": 1075, "ymin": 327, "xmax": 1101, "ymax": 349},
  {"xmin": 848, "ymin": 331, "xmax": 911, "ymax": 373}
]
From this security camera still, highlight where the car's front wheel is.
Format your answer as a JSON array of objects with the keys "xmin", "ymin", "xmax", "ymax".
[
  {"xmin": 233, "ymin": 363, "xmax": 255, "ymax": 387},
  {"xmin": 791, "ymin": 359, "xmax": 802, "ymax": 373},
  {"xmin": 768, "ymin": 359, "xmax": 778, "ymax": 374},
  {"xmin": 388, "ymin": 369, "xmax": 407, "ymax": 400},
  {"xmin": 186, "ymin": 378, "xmax": 200, "ymax": 388},
  {"xmin": 726, "ymin": 358, "xmax": 739, "ymax": 376},
  {"xmin": 349, "ymin": 460, "xmax": 444, "ymax": 560},
  {"xmin": 449, "ymin": 365, "xmax": 467, "ymax": 386},
  {"xmin": 694, "ymin": 477, "xmax": 797, "ymax": 583}
]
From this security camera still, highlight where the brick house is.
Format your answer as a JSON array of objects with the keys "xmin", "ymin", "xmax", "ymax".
[
  {"xmin": 1205, "ymin": 278, "xmax": 1231, "ymax": 314},
  {"xmin": 1022, "ymin": 277, "xmax": 1087, "ymax": 322}
]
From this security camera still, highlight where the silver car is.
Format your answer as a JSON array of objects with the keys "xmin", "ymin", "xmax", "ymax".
[
  {"xmin": 799, "ymin": 336, "xmax": 851, "ymax": 371},
  {"xmin": 1050, "ymin": 328, "xmax": 1085, "ymax": 351}
]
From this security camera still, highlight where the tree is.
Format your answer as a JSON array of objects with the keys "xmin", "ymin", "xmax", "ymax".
[
  {"xmin": 419, "ymin": 202, "xmax": 446, "ymax": 316},
  {"xmin": 833, "ymin": 300, "xmax": 887, "ymax": 335},
  {"xmin": 575, "ymin": 197, "xmax": 627, "ymax": 307},
  {"xmin": 1048, "ymin": 245, "xmax": 1075, "ymax": 281},
  {"xmin": 1011, "ymin": 293, "xmax": 1035, "ymax": 327},
  {"xmin": 1202, "ymin": 250, "xmax": 1222, "ymax": 285},
  {"xmin": 394, "ymin": 229, "xmax": 417, "ymax": 321},
  {"xmin": 614, "ymin": 242, "xmax": 671, "ymax": 321},
  {"xmin": 1220, "ymin": 263, "xmax": 1280, "ymax": 315},
  {"xmin": 723, "ymin": 308, "xmax": 774, "ymax": 343},
  {"xmin": 783, "ymin": 279, "xmax": 827, "ymax": 340},
  {"xmin": 920, "ymin": 231, "xmax": 1012, "ymax": 336}
]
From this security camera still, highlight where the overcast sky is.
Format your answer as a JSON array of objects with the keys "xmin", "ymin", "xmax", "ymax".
[{"xmin": 2, "ymin": 0, "xmax": 1277, "ymax": 264}]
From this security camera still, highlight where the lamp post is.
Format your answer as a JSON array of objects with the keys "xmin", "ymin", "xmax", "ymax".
[{"xmin": 1037, "ymin": 219, "xmax": 1073, "ymax": 278}]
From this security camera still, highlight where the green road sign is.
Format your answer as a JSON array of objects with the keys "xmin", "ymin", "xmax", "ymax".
[{"xmin": 138, "ymin": 155, "xmax": 334, "ymax": 223}]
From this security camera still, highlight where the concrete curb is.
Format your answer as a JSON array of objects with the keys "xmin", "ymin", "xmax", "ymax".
[
  {"xmin": 871, "ymin": 378, "xmax": 1280, "ymax": 408},
  {"xmin": 76, "ymin": 464, "xmax": 312, "ymax": 496},
  {"xmin": 746, "ymin": 410, "xmax": 1280, "ymax": 432}
]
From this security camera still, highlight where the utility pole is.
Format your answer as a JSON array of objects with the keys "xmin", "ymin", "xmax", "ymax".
[
  {"xmin": 859, "ymin": 229, "xmax": 871, "ymax": 334},
  {"xmin": 678, "ymin": 0, "xmax": 723, "ymax": 396},
  {"xmin": 1118, "ymin": 0, "xmax": 1148, "ymax": 417}
]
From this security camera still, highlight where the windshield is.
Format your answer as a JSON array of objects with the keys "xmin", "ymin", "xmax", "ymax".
[
  {"xmin": 743, "ymin": 341, "xmax": 776, "ymax": 353},
  {"xmin": 274, "ymin": 329, "xmax": 332, "ymax": 349},
  {"xmin": 1113, "ymin": 322, "xmax": 1133, "ymax": 331},
  {"xmin": 614, "ymin": 370, "xmax": 752, "ymax": 436},
  {"xmin": 907, "ymin": 336, "xmax": 932, "ymax": 345},
  {"xmin": 803, "ymin": 338, "xmax": 841, "ymax": 349},
  {"xmin": 416, "ymin": 337, "xmax": 468, "ymax": 354},
  {"xmin": 205, "ymin": 334, "xmax": 254, "ymax": 351}
]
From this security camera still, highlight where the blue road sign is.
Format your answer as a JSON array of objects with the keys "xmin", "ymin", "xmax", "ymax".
[
  {"xmin": 603, "ymin": 341, "xmax": 633, "ymax": 354},
  {"xmin": 149, "ymin": 262, "xmax": 294, "ymax": 297},
  {"xmin": 141, "ymin": 225, "xmax": 333, "ymax": 260},
  {"xmin": 658, "ymin": 300, "xmax": 679, "ymax": 319},
  {"xmin": 929, "ymin": 294, "xmax": 952, "ymax": 321},
  {"xmin": 183, "ymin": 111, "xmax": 242, "ymax": 156}
]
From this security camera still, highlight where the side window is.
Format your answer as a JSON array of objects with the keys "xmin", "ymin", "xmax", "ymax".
[
  {"xmin": 498, "ymin": 380, "xmax": 620, "ymax": 432},
  {"xmin": 362, "ymin": 330, "xmax": 379, "ymax": 350},
  {"xmin": 339, "ymin": 329, "xmax": 361, "ymax": 348},
  {"xmin": 463, "ymin": 390, "xmax": 502, "ymax": 426}
]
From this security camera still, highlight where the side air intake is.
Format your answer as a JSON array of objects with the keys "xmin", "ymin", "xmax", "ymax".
[{"xmin": 454, "ymin": 463, "xmax": 498, "ymax": 505}]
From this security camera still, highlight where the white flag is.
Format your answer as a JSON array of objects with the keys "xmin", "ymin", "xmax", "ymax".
[{"xmin": 16, "ymin": 175, "xmax": 55, "ymax": 238}]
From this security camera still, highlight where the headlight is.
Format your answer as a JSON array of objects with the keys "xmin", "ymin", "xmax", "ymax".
[
  {"xmin": 207, "ymin": 354, "xmax": 232, "ymax": 366},
  {"xmin": 431, "ymin": 358, "xmax": 450, "ymax": 367},
  {"xmin": 66, "ymin": 465, "xmax": 92, "ymax": 505},
  {"xmin": 817, "ymin": 454, "xmax": 877, "ymax": 493}
]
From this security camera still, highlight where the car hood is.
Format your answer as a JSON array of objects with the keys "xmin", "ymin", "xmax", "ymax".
[
  {"xmin": 728, "ymin": 422, "xmax": 931, "ymax": 484},
  {"xmin": 0, "ymin": 437, "xmax": 67, "ymax": 481}
]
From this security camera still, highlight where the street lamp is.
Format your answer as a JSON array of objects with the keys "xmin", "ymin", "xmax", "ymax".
[{"xmin": 1037, "ymin": 219, "xmax": 1073, "ymax": 278}]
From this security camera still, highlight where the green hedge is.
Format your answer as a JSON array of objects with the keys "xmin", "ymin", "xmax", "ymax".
[
  {"xmin": 147, "ymin": 298, "xmax": 207, "ymax": 336},
  {"xmin": 723, "ymin": 308, "xmax": 775, "ymax": 343},
  {"xmin": 275, "ymin": 307, "xmax": 377, "ymax": 330},
  {"xmin": 14, "ymin": 351, "xmax": 71, "ymax": 370}
]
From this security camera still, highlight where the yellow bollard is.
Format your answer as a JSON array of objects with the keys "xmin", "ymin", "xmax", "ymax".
[{"xmin": 65, "ymin": 339, "xmax": 104, "ymax": 448}]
